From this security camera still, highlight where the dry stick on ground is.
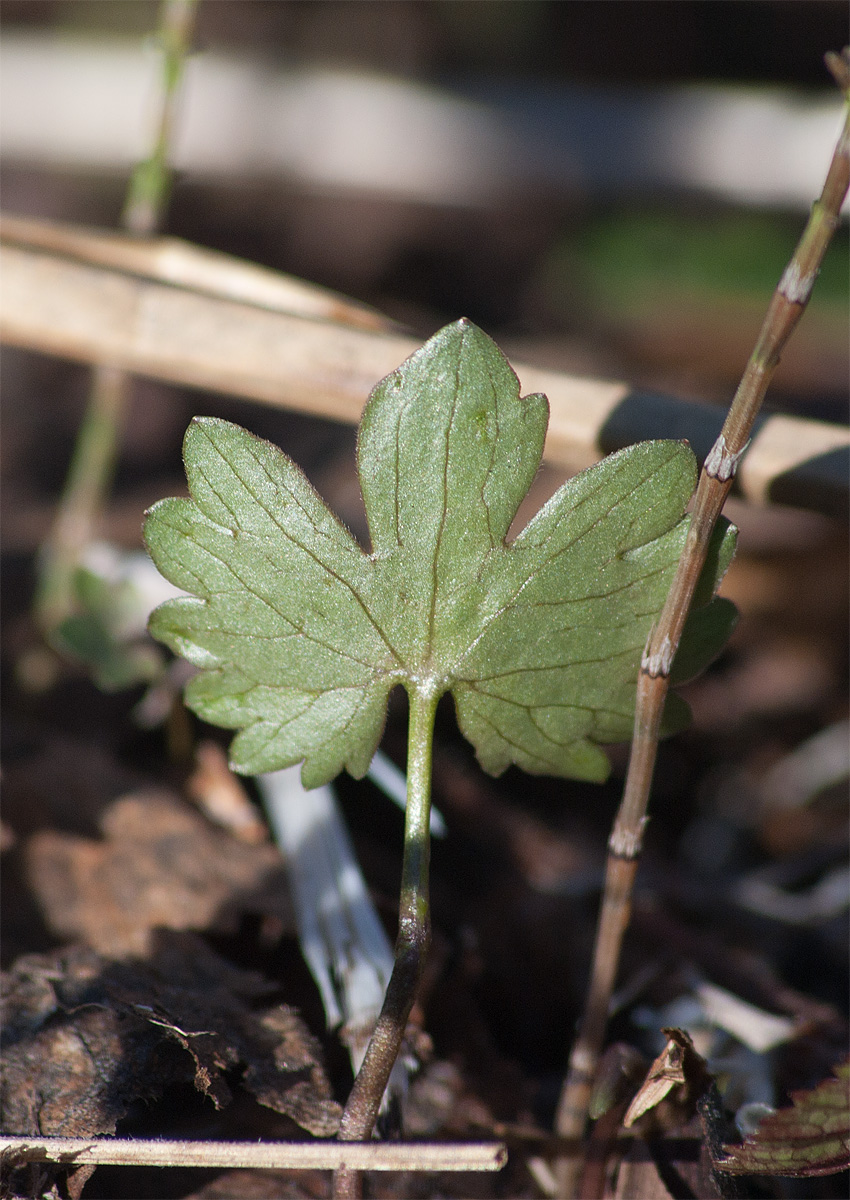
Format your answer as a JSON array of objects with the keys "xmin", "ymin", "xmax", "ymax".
[
  {"xmin": 35, "ymin": 0, "xmax": 197, "ymax": 635},
  {"xmin": 553, "ymin": 49, "xmax": 850, "ymax": 1200},
  {"xmin": 0, "ymin": 1137, "xmax": 506, "ymax": 1174},
  {"xmin": 0, "ymin": 212, "xmax": 391, "ymax": 332},
  {"xmin": 4, "ymin": 226, "xmax": 849, "ymax": 514}
]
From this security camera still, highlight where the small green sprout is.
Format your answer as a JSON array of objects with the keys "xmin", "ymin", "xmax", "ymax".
[{"xmin": 144, "ymin": 318, "xmax": 736, "ymax": 1140}]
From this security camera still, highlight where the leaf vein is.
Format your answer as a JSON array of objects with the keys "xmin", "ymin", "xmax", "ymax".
[
  {"xmin": 185, "ymin": 537, "xmax": 381, "ymax": 671},
  {"xmin": 199, "ymin": 426, "xmax": 404, "ymax": 667}
]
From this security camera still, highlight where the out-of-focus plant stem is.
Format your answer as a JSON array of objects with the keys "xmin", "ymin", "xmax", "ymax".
[{"xmin": 36, "ymin": 0, "xmax": 198, "ymax": 637}]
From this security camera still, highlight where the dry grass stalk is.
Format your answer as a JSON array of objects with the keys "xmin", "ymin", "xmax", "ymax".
[
  {"xmin": 553, "ymin": 50, "xmax": 850, "ymax": 1198},
  {"xmin": 0, "ymin": 212, "xmax": 390, "ymax": 331},
  {"xmin": 2, "ymin": 226, "xmax": 847, "ymax": 506},
  {"xmin": 0, "ymin": 1136, "xmax": 507, "ymax": 1173}
]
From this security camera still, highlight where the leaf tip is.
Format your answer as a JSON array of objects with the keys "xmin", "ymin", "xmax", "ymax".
[{"xmin": 185, "ymin": 414, "xmax": 240, "ymax": 453}]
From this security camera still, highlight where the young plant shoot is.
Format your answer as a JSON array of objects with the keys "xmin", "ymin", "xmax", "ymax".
[{"xmin": 144, "ymin": 319, "xmax": 735, "ymax": 1147}]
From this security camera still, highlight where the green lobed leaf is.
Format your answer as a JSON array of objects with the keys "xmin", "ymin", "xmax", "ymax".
[
  {"xmin": 145, "ymin": 319, "xmax": 736, "ymax": 787},
  {"xmin": 718, "ymin": 1060, "xmax": 850, "ymax": 1178}
]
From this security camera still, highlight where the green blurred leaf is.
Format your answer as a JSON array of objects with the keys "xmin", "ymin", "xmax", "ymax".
[
  {"xmin": 145, "ymin": 320, "xmax": 735, "ymax": 788},
  {"xmin": 52, "ymin": 566, "xmax": 163, "ymax": 692},
  {"xmin": 719, "ymin": 1060, "xmax": 850, "ymax": 1178},
  {"xmin": 567, "ymin": 211, "xmax": 849, "ymax": 311}
]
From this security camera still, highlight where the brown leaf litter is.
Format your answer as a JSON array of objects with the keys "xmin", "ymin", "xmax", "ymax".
[
  {"xmin": 23, "ymin": 788, "xmax": 294, "ymax": 957},
  {"xmin": 1, "ymin": 934, "xmax": 342, "ymax": 1140}
]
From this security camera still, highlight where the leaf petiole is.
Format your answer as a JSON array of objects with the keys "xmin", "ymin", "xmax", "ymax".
[
  {"xmin": 338, "ymin": 687, "xmax": 437, "ymax": 1129},
  {"xmin": 334, "ymin": 686, "xmax": 438, "ymax": 1197}
]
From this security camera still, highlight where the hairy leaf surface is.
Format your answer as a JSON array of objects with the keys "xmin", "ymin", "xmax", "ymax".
[
  {"xmin": 719, "ymin": 1061, "xmax": 850, "ymax": 1177},
  {"xmin": 146, "ymin": 320, "xmax": 735, "ymax": 786}
]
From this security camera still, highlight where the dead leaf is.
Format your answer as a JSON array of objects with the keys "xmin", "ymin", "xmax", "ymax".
[
  {"xmin": 242, "ymin": 1006, "xmax": 343, "ymax": 1138},
  {"xmin": 187, "ymin": 740, "xmax": 269, "ymax": 844},
  {"xmin": 1, "ymin": 935, "xmax": 341, "ymax": 1141},
  {"xmin": 65, "ymin": 1162, "xmax": 96, "ymax": 1200},
  {"xmin": 2, "ymin": 943, "xmax": 188, "ymax": 1138},
  {"xmin": 24, "ymin": 789, "xmax": 293, "ymax": 956},
  {"xmin": 623, "ymin": 1029, "xmax": 710, "ymax": 1128}
]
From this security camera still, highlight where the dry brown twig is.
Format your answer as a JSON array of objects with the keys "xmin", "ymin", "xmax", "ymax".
[{"xmin": 553, "ymin": 48, "xmax": 850, "ymax": 1198}]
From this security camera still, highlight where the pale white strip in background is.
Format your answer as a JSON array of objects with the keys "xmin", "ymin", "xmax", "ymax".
[{"xmin": 1, "ymin": 35, "xmax": 844, "ymax": 211}]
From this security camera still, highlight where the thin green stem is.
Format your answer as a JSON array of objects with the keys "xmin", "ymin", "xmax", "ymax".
[
  {"xmin": 334, "ymin": 684, "xmax": 439, "ymax": 1200},
  {"xmin": 554, "ymin": 54, "xmax": 850, "ymax": 1199},
  {"xmin": 36, "ymin": 0, "xmax": 197, "ymax": 638},
  {"xmin": 123, "ymin": 0, "xmax": 198, "ymax": 237},
  {"xmin": 35, "ymin": 365, "xmax": 127, "ymax": 632}
]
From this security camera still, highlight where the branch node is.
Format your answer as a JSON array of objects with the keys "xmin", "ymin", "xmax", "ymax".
[
  {"xmin": 777, "ymin": 260, "xmax": 818, "ymax": 306},
  {"xmin": 704, "ymin": 435, "xmax": 750, "ymax": 483},
  {"xmin": 641, "ymin": 634, "xmax": 674, "ymax": 678},
  {"xmin": 609, "ymin": 818, "xmax": 649, "ymax": 859}
]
